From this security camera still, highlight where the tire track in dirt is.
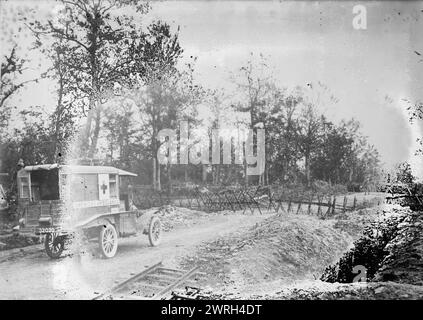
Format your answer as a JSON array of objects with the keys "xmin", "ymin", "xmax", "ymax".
[{"xmin": 0, "ymin": 211, "xmax": 270, "ymax": 299}]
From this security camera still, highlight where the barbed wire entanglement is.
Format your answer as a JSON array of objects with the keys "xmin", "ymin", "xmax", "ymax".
[{"xmin": 129, "ymin": 185, "xmax": 385, "ymax": 217}]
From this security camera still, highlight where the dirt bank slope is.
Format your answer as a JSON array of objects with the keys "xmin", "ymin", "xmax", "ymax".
[{"xmin": 179, "ymin": 209, "xmax": 378, "ymax": 293}]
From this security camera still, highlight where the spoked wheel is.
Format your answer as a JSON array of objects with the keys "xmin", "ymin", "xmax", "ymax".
[
  {"xmin": 99, "ymin": 224, "xmax": 118, "ymax": 258},
  {"xmin": 148, "ymin": 216, "xmax": 161, "ymax": 246},
  {"xmin": 44, "ymin": 233, "xmax": 65, "ymax": 259}
]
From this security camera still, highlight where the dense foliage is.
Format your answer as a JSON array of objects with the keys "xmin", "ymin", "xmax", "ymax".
[{"xmin": 321, "ymin": 211, "xmax": 405, "ymax": 283}]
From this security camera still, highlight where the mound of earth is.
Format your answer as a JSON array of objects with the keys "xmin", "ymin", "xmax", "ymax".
[
  {"xmin": 151, "ymin": 206, "xmax": 223, "ymax": 232},
  {"xmin": 180, "ymin": 210, "xmax": 376, "ymax": 290},
  {"xmin": 173, "ymin": 205, "xmax": 423, "ymax": 300}
]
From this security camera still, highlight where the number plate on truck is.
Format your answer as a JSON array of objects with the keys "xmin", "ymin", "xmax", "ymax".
[{"xmin": 36, "ymin": 227, "xmax": 57, "ymax": 234}]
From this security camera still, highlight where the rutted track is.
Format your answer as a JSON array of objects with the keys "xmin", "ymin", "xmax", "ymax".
[{"xmin": 0, "ymin": 211, "xmax": 269, "ymax": 299}]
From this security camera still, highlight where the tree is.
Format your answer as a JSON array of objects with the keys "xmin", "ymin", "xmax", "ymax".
[
  {"xmin": 131, "ymin": 63, "xmax": 203, "ymax": 190},
  {"xmin": 309, "ymin": 118, "xmax": 381, "ymax": 188},
  {"xmin": 395, "ymin": 162, "xmax": 415, "ymax": 185},
  {"xmin": 1, "ymin": 108, "xmax": 54, "ymax": 196},
  {"xmin": 311, "ymin": 120, "xmax": 352, "ymax": 184},
  {"xmin": 297, "ymin": 103, "xmax": 323, "ymax": 186},
  {"xmin": 111, "ymin": 20, "xmax": 195, "ymax": 190},
  {"xmin": 0, "ymin": 46, "xmax": 38, "ymax": 110},
  {"xmin": 297, "ymin": 82, "xmax": 339, "ymax": 185},
  {"xmin": 232, "ymin": 53, "xmax": 275, "ymax": 185},
  {"xmin": 47, "ymin": 41, "xmax": 82, "ymax": 162},
  {"xmin": 30, "ymin": 0, "xmax": 150, "ymax": 158},
  {"xmin": 266, "ymin": 87, "xmax": 303, "ymax": 183},
  {"xmin": 206, "ymin": 89, "xmax": 240, "ymax": 185},
  {"xmin": 102, "ymin": 97, "xmax": 138, "ymax": 169},
  {"xmin": 406, "ymin": 99, "xmax": 423, "ymax": 155},
  {"xmin": 1, "ymin": 2, "xmax": 39, "ymax": 137},
  {"xmin": 405, "ymin": 49, "xmax": 423, "ymax": 155}
]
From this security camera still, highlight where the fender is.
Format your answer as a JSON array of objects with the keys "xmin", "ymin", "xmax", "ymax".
[{"xmin": 74, "ymin": 213, "xmax": 119, "ymax": 230}]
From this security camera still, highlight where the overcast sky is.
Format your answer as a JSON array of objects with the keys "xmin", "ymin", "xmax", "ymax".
[{"xmin": 2, "ymin": 1, "xmax": 423, "ymax": 177}]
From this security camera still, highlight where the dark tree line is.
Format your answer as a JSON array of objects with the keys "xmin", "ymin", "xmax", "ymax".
[{"xmin": 1, "ymin": 0, "xmax": 383, "ymax": 196}]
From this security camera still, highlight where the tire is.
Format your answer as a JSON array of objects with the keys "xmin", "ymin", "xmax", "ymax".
[
  {"xmin": 99, "ymin": 224, "xmax": 118, "ymax": 258},
  {"xmin": 44, "ymin": 233, "xmax": 65, "ymax": 259},
  {"xmin": 148, "ymin": 216, "xmax": 161, "ymax": 247}
]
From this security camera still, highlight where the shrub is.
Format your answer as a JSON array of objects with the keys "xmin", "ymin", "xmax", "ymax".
[
  {"xmin": 311, "ymin": 180, "xmax": 348, "ymax": 195},
  {"xmin": 321, "ymin": 212, "xmax": 406, "ymax": 283}
]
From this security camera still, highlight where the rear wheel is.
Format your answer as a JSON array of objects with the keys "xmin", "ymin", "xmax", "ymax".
[
  {"xmin": 44, "ymin": 233, "xmax": 65, "ymax": 259},
  {"xmin": 99, "ymin": 224, "xmax": 118, "ymax": 258},
  {"xmin": 148, "ymin": 216, "xmax": 161, "ymax": 246}
]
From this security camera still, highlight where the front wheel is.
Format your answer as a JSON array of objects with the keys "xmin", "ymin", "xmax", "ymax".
[
  {"xmin": 44, "ymin": 233, "xmax": 65, "ymax": 259},
  {"xmin": 148, "ymin": 216, "xmax": 161, "ymax": 247},
  {"xmin": 99, "ymin": 224, "xmax": 118, "ymax": 258}
]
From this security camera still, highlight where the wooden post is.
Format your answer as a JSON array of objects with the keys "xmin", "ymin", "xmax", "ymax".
[
  {"xmin": 325, "ymin": 196, "xmax": 331, "ymax": 217},
  {"xmin": 308, "ymin": 196, "xmax": 312, "ymax": 215},
  {"xmin": 343, "ymin": 196, "xmax": 347, "ymax": 213},
  {"xmin": 24, "ymin": 206, "xmax": 28, "ymax": 225},
  {"xmin": 275, "ymin": 190, "xmax": 283, "ymax": 214},
  {"xmin": 186, "ymin": 192, "xmax": 192, "ymax": 208},
  {"xmin": 267, "ymin": 187, "xmax": 275, "ymax": 211},
  {"xmin": 353, "ymin": 196, "xmax": 357, "ymax": 211},
  {"xmin": 317, "ymin": 196, "xmax": 322, "ymax": 216},
  {"xmin": 224, "ymin": 192, "xmax": 235, "ymax": 212},
  {"xmin": 195, "ymin": 191, "xmax": 202, "ymax": 210},
  {"xmin": 331, "ymin": 197, "xmax": 336, "ymax": 215},
  {"xmin": 296, "ymin": 200, "xmax": 302, "ymax": 214}
]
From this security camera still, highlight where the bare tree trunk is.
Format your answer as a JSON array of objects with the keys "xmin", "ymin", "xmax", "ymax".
[
  {"xmin": 153, "ymin": 157, "xmax": 157, "ymax": 189},
  {"xmin": 349, "ymin": 168, "xmax": 354, "ymax": 183},
  {"xmin": 110, "ymin": 140, "xmax": 113, "ymax": 162},
  {"xmin": 80, "ymin": 101, "xmax": 94, "ymax": 157},
  {"xmin": 83, "ymin": 41, "xmax": 99, "ymax": 158},
  {"xmin": 168, "ymin": 163, "xmax": 172, "ymax": 191},
  {"xmin": 244, "ymin": 142, "xmax": 248, "ymax": 185},
  {"xmin": 52, "ymin": 67, "xmax": 64, "ymax": 162},
  {"xmin": 265, "ymin": 165, "xmax": 269, "ymax": 185},
  {"xmin": 305, "ymin": 154, "xmax": 311, "ymax": 187},
  {"xmin": 157, "ymin": 162, "xmax": 161, "ymax": 191},
  {"xmin": 88, "ymin": 104, "xmax": 102, "ymax": 158}
]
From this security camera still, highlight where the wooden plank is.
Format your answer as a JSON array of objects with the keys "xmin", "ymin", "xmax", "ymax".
[
  {"xmin": 156, "ymin": 267, "xmax": 186, "ymax": 274},
  {"xmin": 156, "ymin": 266, "xmax": 200, "ymax": 298},
  {"xmin": 145, "ymin": 273, "xmax": 181, "ymax": 281}
]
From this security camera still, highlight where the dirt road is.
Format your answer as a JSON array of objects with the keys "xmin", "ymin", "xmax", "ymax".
[{"xmin": 0, "ymin": 212, "xmax": 270, "ymax": 300}]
